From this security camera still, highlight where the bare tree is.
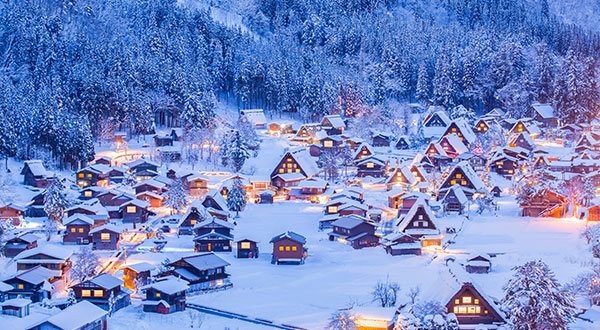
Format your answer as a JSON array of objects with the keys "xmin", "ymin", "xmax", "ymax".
[
  {"xmin": 328, "ymin": 310, "xmax": 357, "ymax": 330},
  {"xmin": 67, "ymin": 246, "xmax": 101, "ymax": 285},
  {"xmin": 407, "ymin": 286, "xmax": 421, "ymax": 305},
  {"xmin": 372, "ymin": 276, "xmax": 401, "ymax": 307}
]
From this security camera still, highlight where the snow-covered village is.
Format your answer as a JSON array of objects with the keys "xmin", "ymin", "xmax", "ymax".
[{"xmin": 4, "ymin": 0, "xmax": 600, "ymax": 330}]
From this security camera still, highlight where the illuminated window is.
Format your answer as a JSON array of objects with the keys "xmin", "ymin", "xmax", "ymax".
[
  {"xmin": 454, "ymin": 299, "xmax": 459, "ymax": 304},
  {"xmin": 295, "ymin": 169, "xmax": 300, "ymax": 173},
  {"xmin": 87, "ymin": 174, "xmax": 92, "ymax": 178},
  {"xmin": 279, "ymin": 246, "xmax": 283, "ymax": 251},
  {"xmin": 84, "ymin": 191, "xmax": 92, "ymax": 197},
  {"xmin": 126, "ymin": 206, "xmax": 136, "ymax": 213},
  {"xmin": 456, "ymin": 174, "xmax": 462, "ymax": 179},
  {"xmin": 240, "ymin": 242, "xmax": 251, "ymax": 249},
  {"xmin": 285, "ymin": 246, "xmax": 290, "ymax": 251},
  {"xmin": 196, "ymin": 182, "xmax": 203, "ymax": 188},
  {"xmin": 156, "ymin": 292, "xmax": 161, "ymax": 298},
  {"xmin": 190, "ymin": 220, "xmax": 197, "ymax": 225},
  {"xmin": 78, "ymin": 173, "xmax": 84, "ymax": 178},
  {"xmin": 279, "ymin": 168, "xmax": 284, "ymax": 173},
  {"xmin": 366, "ymin": 162, "xmax": 374, "ymax": 168},
  {"xmin": 287, "ymin": 158, "xmax": 292, "ymax": 162},
  {"xmin": 452, "ymin": 128, "xmax": 456, "ymax": 131},
  {"xmin": 82, "ymin": 290, "xmax": 91, "ymax": 297},
  {"xmin": 324, "ymin": 140, "xmax": 333, "ymax": 148},
  {"xmin": 78, "ymin": 228, "xmax": 84, "ymax": 233},
  {"xmin": 461, "ymin": 180, "xmax": 466, "ymax": 185},
  {"xmin": 451, "ymin": 180, "xmax": 456, "ymax": 185},
  {"xmin": 94, "ymin": 290, "xmax": 103, "ymax": 297},
  {"xmin": 71, "ymin": 228, "xmax": 76, "ymax": 232},
  {"xmin": 484, "ymin": 127, "xmax": 488, "ymax": 131},
  {"xmin": 462, "ymin": 297, "xmax": 472, "ymax": 304},
  {"xmin": 477, "ymin": 127, "xmax": 481, "ymax": 131},
  {"xmin": 362, "ymin": 150, "xmax": 367, "ymax": 154},
  {"xmin": 287, "ymin": 169, "xmax": 292, "ymax": 173},
  {"xmin": 474, "ymin": 299, "xmax": 479, "ymax": 305},
  {"xmin": 292, "ymin": 246, "xmax": 297, "ymax": 251},
  {"xmin": 101, "ymin": 233, "xmax": 110, "ymax": 240},
  {"xmin": 18, "ymin": 284, "xmax": 23, "ymax": 289}
]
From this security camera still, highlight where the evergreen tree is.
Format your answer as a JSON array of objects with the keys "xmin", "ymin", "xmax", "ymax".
[
  {"xmin": 433, "ymin": 55, "xmax": 457, "ymax": 109},
  {"xmin": 229, "ymin": 130, "xmax": 250, "ymax": 172},
  {"xmin": 502, "ymin": 260, "xmax": 575, "ymax": 330},
  {"xmin": 164, "ymin": 179, "xmax": 188, "ymax": 214},
  {"xmin": 535, "ymin": 43, "xmax": 554, "ymax": 103},
  {"xmin": 66, "ymin": 289, "xmax": 76, "ymax": 307},
  {"xmin": 43, "ymin": 179, "xmax": 67, "ymax": 240},
  {"xmin": 226, "ymin": 179, "xmax": 247, "ymax": 218},
  {"xmin": 416, "ymin": 61, "xmax": 431, "ymax": 105}
]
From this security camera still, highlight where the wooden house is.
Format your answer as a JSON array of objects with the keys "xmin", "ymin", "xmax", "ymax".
[
  {"xmin": 3, "ymin": 266, "xmax": 58, "ymax": 302},
  {"xmin": 79, "ymin": 186, "xmax": 104, "ymax": 201},
  {"xmin": 240, "ymin": 109, "xmax": 267, "ymax": 129},
  {"xmin": 319, "ymin": 135, "xmax": 345, "ymax": 150},
  {"xmin": 394, "ymin": 199, "xmax": 442, "ymax": 247},
  {"xmin": 66, "ymin": 202, "xmax": 108, "ymax": 227},
  {"xmin": 126, "ymin": 159, "xmax": 160, "ymax": 181},
  {"xmin": 394, "ymin": 136, "xmax": 411, "ymax": 150},
  {"xmin": 159, "ymin": 253, "xmax": 231, "ymax": 292},
  {"xmin": 106, "ymin": 166, "xmax": 127, "ymax": 183},
  {"xmin": 141, "ymin": 278, "xmax": 189, "ymax": 314},
  {"xmin": 202, "ymin": 189, "xmax": 230, "ymax": 220},
  {"xmin": 236, "ymin": 239, "xmax": 259, "ymax": 258},
  {"xmin": 72, "ymin": 273, "xmax": 130, "ymax": 311},
  {"xmin": 93, "ymin": 156, "xmax": 112, "ymax": 166},
  {"xmin": 440, "ymin": 184, "xmax": 469, "ymax": 214},
  {"xmin": 76, "ymin": 164, "xmax": 111, "ymax": 188},
  {"xmin": 3, "ymin": 233, "xmax": 38, "ymax": 258},
  {"xmin": 508, "ymin": 119, "xmax": 541, "ymax": 139},
  {"xmin": 185, "ymin": 174, "xmax": 209, "ymax": 196},
  {"xmin": 134, "ymin": 178, "xmax": 168, "ymax": 195},
  {"xmin": 21, "ymin": 160, "xmax": 53, "ymax": 188},
  {"xmin": 62, "ymin": 214, "xmax": 94, "ymax": 245},
  {"xmin": 488, "ymin": 151, "xmax": 518, "ymax": 178},
  {"xmin": 473, "ymin": 118, "xmax": 491, "ymax": 134},
  {"xmin": 439, "ymin": 133, "xmax": 469, "ymax": 158},
  {"xmin": 372, "ymin": 133, "xmax": 393, "ymax": 147},
  {"xmin": 353, "ymin": 307, "xmax": 397, "ymax": 330},
  {"xmin": 425, "ymin": 142, "xmax": 447, "ymax": 158},
  {"xmin": 423, "ymin": 108, "xmax": 451, "ymax": 128},
  {"xmin": 356, "ymin": 156, "xmax": 386, "ymax": 178},
  {"xmin": 520, "ymin": 188, "xmax": 566, "ymax": 217},
  {"xmin": 95, "ymin": 189, "xmax": 121, "ymax": 207},
  {"xmin": 445, "ymin": 282, "xmax": 506, "ymax": 328},
  {"xmin": 320, "ymin": 114, "xmax": 346, "ymax": 135},
  {"xmin": 178, "ymin": 200, "xmax": 210, "ymax": 235},
  {"xmin": 490, "ymin": 186, "xmax": 502, "ymax": 197},
  {"xmin": 385, "ymin": 167, "xmax": 416, "ymax": 191},
  {"xmin": 193, "ymin": 218, "xmax": 234, "ymax": 252},
  {"xmin": 25, "ymin": 190, "xmax": 46, "ymax": 217},
  {"xmin": 35, "ymin": 300, "xmax": 108, "ymax": 330},
  {"xmin": 531, "ymin": 103, "xmax": 558, "ymax": 127},
  {"xmin": 270, "ymin": 148, "xmax": 319, "ymax": 188},
  {"xmin": 438, "ymin": 161, "xmax": 486, "ymax": 198},
  {"xmin": 508, "ymin": 132, "xmax": 535, "ymax": 151},
  {"xmin": 328, "ymin": 216, "xmax": 379, "ymax": 249},
  {"xmin": 15, "ymin": 245, "xmax": 72, "ymax": 276},
  {"xmin": 466, "ymin": 253, "xmax": 492, "ymax": 274},
  {"xmin": 136, "ymin": 191, "xmax": 164, "ymax": 208},
  {"xmin": 455, "ymin": 153, "xmax": 487, "ymax": 173},
  {"xmin": 442, "ymin": 118, "xmax": 477, "ymax": 148},
  {"xmin": 121, "ymin": 262, "xmax": 154, "ymax": 290},
  {"xmin": 381, "ymin": 232, "xmax": 422, "ymax": 256},
  {"xmin": 270, "ymin": 231, "xmax": 307, "ymax": 265},
  {"xmin": 0, "ymin": 203, "xmax": 25, "ymax": 226},
  {"xmin": 353, "ymin": 144, "xmax": 375, "ymax": 162},
  {"xmin": 90, "ymin": 224, "xmax": 121, "ymax": 250},
  {"xmin": 0, "ymin": 298, "xmax": 31, "ymax": 318},
  {"xmin": 288, "ymin": 177, "xmax": 329, "ymax": 202},
  {"xmin": 119, "ymin": 199, "xmax": 152, "ymax": 224},
  {"xmin": 292, "ymin": 123, "xmax": 322, "ymax": 143},
  {"xmin": 154, "ymin": 134, "xmax": 174, "ymax": 147},
  {"xmin": 259, "ymin": 190, "xmax": 275, "ymax": 203}
]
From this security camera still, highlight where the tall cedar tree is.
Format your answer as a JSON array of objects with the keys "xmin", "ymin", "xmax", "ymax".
[{"xmin": 226, "ymin": 179, "xmax": 247, "ymax": 218}]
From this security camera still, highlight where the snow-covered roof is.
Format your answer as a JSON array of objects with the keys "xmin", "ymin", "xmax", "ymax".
[
  {"xmin": 442, "ymin": 184, "xmax": 468, "ymax": 205},
  {"xmin": 426, "ymin": 142, "xmax": 447, "ymax": 157},
  {"xmin": 43, "ymin": 301, "xmax": 107, "ymax": 330},
  {"xmin": 63, "ymin": 214, "xmax": 94, "ymax": 226},
  {"xmin": 443, "ymin": 161, "xmax": 486, "ymax": 192},
  {"xmin": 66, "ymin": 200, "xmax": 108, "ymax": 216},
  {"xmin": 8, "ymin": 265, "xmax": 60, "ymax": 285},
  {"xmin": 193, "ymin": 218, "xmax": 235, "ymax": 230},
  {"xmin": 15, "ymin": 245, "xmax": 72, "ymax": 261},
  {"xmin": 288, "ymin": 148, "xmax": 319, "ymax": 178},
  {"xmin": 356, "ymin": 156, "xmax": 386, "ymax": 167},
  {"xmin": 119, "ymin": 198, "xmax": 151, "ymax": 209},
  {"xmin": 331, "ymin": 215, "xmax": 368, "ymax": 230},
  {"xmin": 0, "ymin": 298, "xmax": 31, "ymax": 308},
  {"xmin": 321, "ymin": 114, "xmax": 346, "ymax": 129},
  {"xmin": 0, "ymin": 203, "xmax": 25, "ymax": 212},
  {"xmin": 0, "ymin": 281, "xmax": 12, "ymax": 292},
  {"xmin": 125, "ymin": 158, "xmax": 160, "ymax": 169},
  {"xmin": 204, "ymin": 189, "xmax": 229, "ymax": 212},
  {"xmin": 440, "ymin": 133, "xmax": 469, "ymax": 154},
  {"xmin": 240, "ymin": 109, "xmax": 267, "ymax": 126},
  {"xmin": 297, "ymin": 177, "xmax": 328, "ymax": 189},
  {"xmin": 90, "ymin": 273, "xmax": 123, "ymax": 289},
  {"xmin": 133, "ymin": 178, "xmax": 167, "ymax": 189},
  {"xmin": 450, "ymin": 118, "xmax": 477, "ymax": 145},
  {"xmin": 22, "ymin": 160, "xmax": 49, "ymax": 177},
  {"xmin": 181, "ymin": 253, "xmax": 230, "ymax": 271},
  {"xmin": 120, "ymin": 262, "xmax": 155, "ymax": 273},
  {"xmin": 395, "ymin": 198, "xmax": 438, "ymax": 233},
  {"xmin": 89, "ymin": 224, "xmax": 121, "ymax": 235},
  {"xmin": 531, "ymin": 103, "xmax": 556, "ymax": 119},
  {"xmin": 270, "ymin": 231, "xmax": 306, "ymax": 244},
  {"xmin": 8, "ymin": 233, "xmax": 38, "ymax": 244},
  {"xmin": 142, "ymin": 278, "xmax": 189, "ymax": 295},
  {"xmin": 353, "ymin": 143, "xmax": 375, "ymax": 160}
]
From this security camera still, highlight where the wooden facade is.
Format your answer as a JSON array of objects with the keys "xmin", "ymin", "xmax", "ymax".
[
  {"xmin": 236, "ymin": 239, "xmax": 259, "ymax": 258},
  {"xmin": 270, "ymin": 232, "xmax": 307, "ymax": 264},
  {"xmin": 445, "ymin": 282, "xmax": 505, "ymax": 328}
]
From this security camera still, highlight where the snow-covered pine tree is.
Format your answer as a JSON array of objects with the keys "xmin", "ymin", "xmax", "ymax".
[
  {"xmin": 66, "ymin": 289, "xmax": 76, "ymax": 306},
  {"xmin": 43, "ymin": 179, "xmax": 68, "ymax": 240},
  {"xmin": 534, "ymin": 43, "xmax": 554, "ymax": 104},
  {"xmin": 317, "ymin": 148, "xmax": 341, "ymax": 182},
  {"xmin": 228, "ymin": 130, "xmax": 249, "ymax": 172},
  {"xmin": 416, "ymin": 61, "xmax": 431, "ymax": 105},
  {"xmin": 164, "ymin": 178, "xmax": 188, "ymax": 214},
  {"xmin": 236, "ymin": 116, "xmax": 259, "ymax": 151},
  {"xmin": 108, "ymin": 291, "xmax": 115, "ymax": 316},
  {"xmin": 67, "ymin": 246, "xmax": 101, "ymax": 285},
  {"xmin": 433, "ymin": 55, "xmax": 456, "ymax": 109},
  {"xmin": 502, "ymin": 260, "xmax": 575, "ymax": 330},
  {"xmin": 226, "ymin": 179, "xmax": 247, "ymax": 218}
]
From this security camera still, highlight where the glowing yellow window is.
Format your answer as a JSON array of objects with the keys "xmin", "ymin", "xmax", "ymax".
[
  {"xmin": 279, "ymin": 246, "xmax": 283, "ymax": 251},
  {"xmin": 279, "ymin": 168, "xmax": 284, "ymax": 173},
  {"xmin": 462, "ymin": 297, "xmax": 472, "ymax": 304},
  {"xmin": 461, "ymin": 180, "xmax": 466, "ymax": 185},
  {"xmin": 71, "ymin": 228, "xmax": 76, "ymax": 232},
  {"xmin": 78, "ymin": 173, "xmax": 84, "ymax": 178},
  {"xmin": 196, "ymin": 182, "xmax": 203, "ymax": 188},
  {"xmin": 452, "ymin": 128, "xmax": 456, "ymax": 131},
  {"xmin": 477, "ymin": 127, "xmax": 481, "ymax": 131},
  {"xmin": 101, "ymin": 233, "xmax": 110, "ymax": 240},
  {"xmin": 82, "ymin": 290, "xmax": 91, "ymax": 297},
  {"xmin": 451, "ymin": 180, "xmax": 456, "ymax": 185},
  {"xmin": 328, "ymin": 206, "xmax": 338, "ymax": 213},
  {"xmin": 292, "ymin": 246, "xmax": 297, "ymax": 251},
  {"xmin": 156, "ymin": 292, "xmax": 161, "ymax": 297},
  {"xmin": 240, "ymin": 242, "xmax": 251, "ymax": 249},
  {"xmin": 456, "ymin": 174, "xmax": 462, "ymax": 178},
  {"xmin": 190, "ymin": 220, "xmax": 197, "ymax": 225},
  {"xmin": 484, "ymin": 127, "xmax": 488, "ymax": 131},
  {"xmin": 78, "ymin": 228, "xmax": 84, "ymax": 233},
  {"xmin": 18, "ymin": 284, "xmax": 23, "ymax": 289},
  {"xmin": 84, "ymin": 191, "xmax": 92, "ymax": 197},
  {"xmin": 126, "ymin": 206, "xmax": 136, "ymax": 213},
  {"xmin": 323, "ymin": 140, "xmax": 333, "ymax": 148},
  {"xmin": 287, "ymin": 158, "xmax": 292, "ymax": 162},
  {"xmin": 366, "ymin": 162, "xmax": 374, "ymax": 168},
  {"xmin": 287, "ymin": 169, "xmax": 292, "ymax": 173},
  {"xmin": 87, "ymin": 174, "xmax": 92, "ymax": 178},
  {"xmin": 474, "ymin": 299, "xmax": 479, "ymax": 305},
  {"xmin": 293, "ymin": 164, "xmax": 297, "ymax": 168},
  {"xmin": 94, "ymin": 290, "xmax": 103, "ymax": 297},
  {"xmin": 362, "ymin": 150, "xmax": 367, "ymax": 154},
  {"xmin": 454, "ymin": 299, "xmax": 459, "ymax": 304},
  {"xmin": 295, "ymin": 169, "xmax": 300, "ymax": 173},
  {"xmin": 285, "ymin": 246, "xmax": 290, "ymax": 251}
]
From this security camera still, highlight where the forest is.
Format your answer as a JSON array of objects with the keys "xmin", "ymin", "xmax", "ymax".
[{"xmin": 0, "ymin": 0, "xmax": 599, "ymax": 168}]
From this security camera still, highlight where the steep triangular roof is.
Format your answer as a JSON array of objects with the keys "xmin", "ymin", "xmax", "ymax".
[{"xmin": 270, "ymin": 231, "xmax": 306, "ymax": 244}]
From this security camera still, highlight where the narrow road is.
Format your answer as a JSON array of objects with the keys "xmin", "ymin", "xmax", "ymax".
[{"xmin": 186, "ymin": 303, "xmax": 308, "ymax": 330}]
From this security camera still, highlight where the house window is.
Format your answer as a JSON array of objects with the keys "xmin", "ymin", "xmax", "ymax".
[
  {"xmin": 82, "ymin": 290, "xmax": 91, "ymax": 297},
  {"xmin": 418, "ymin": 215, "xmax": 423, "ymax": 220},
  {"xmin": 156, "ymin": 292, "xmax": 161, "ymax": 298},
  {"xmin": 126, "ymin": 206, "xmax": 136, "ymax": 213},
  {"xmin": 328, "ymin": 206, "xmax": 338, "ymax": 213},
  {"xmin": 240, "ymin": 242, "xmax": 251, "ymax": 249},
  {"xmin": 450, "ymin": 180, "xmax": 456, "ymax": 185},
  {"xmin": 292, "ymin": 246, "xmax": 297, "ymax": 251},
  {"xmin": 287, "ymin": 169, "xmax": 292, "ymax": 173},
  {"xmin": 279, "ymin": 246, "xmax": 283, "ymax": 251},
  {"xmin": 296, "ymin": 169, "xmax": 300, "ymax": 173},
  {"xmin": 190, "ymin": 220, "xmax": 197, "ymax": 225},
  {"xmin": 87, "ymin": 174, "xmax": 92, "ymax": 178},
  {"xmin": 71, "ymin": 228, "xmax": 76, "ymax": 232},
  {"xmin": 452, "ymin": 128, "xmax": 456, "ymax": 132},
  {"xmin": 461, "ymin": 180, "xmax": 466, "ymax": 185},
  {"xmin": 285, "ymin": 246, "xmax": 290, "ymax": 251},
  {"xmin": 454, "ymin": 299, "xmax": 459, "ymax": 304},
  {"xmin": 279, "ymin": 168, "xmax": 284, "ymax": 173},
  {"xmin": 84, "ymin": 191, "xmax": 92, "ymax": 197},
  {"xmin": 78, "ymin": 228, "xmax": 84, "ymax": 233},
  {"xmin": 78, "ymin": 173, "xmax": 84, "ymax": 178},
  {"xmin": 456, "ymin": 174, "xmax": 462, "ymax": 179},
  {"xmin": 17, "ymin": 284, "xmax": 23, "ymax": 289},
  {"xmin": 474, "ymin": 299, "xmax": 479, "ymax": 304},
  {"xmin": 366, "ymin": 162, "xmax": 374, "ymax": 169},
  {"xmin": 324, "ymin": 140, "xmax": 333, "ymax": 148},
  {"xmin": 101, "ymin": 233, "xmax": 110, "ymax": 240},
  {"xmin": 462, "ymin": 297, "xmax": 472, "ymax": 304},
  {"xmin": 196, "ymin": 182, "xmax": 203, "ymax": 188},
  {"xmin": 94, "ymin": 290, "xmax": 103, "ymax": 297}
]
